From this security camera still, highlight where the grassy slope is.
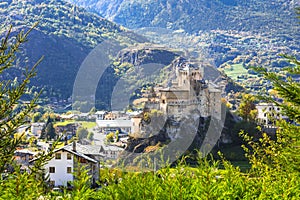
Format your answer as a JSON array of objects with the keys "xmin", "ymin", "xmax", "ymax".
[{"xmin": 223, "ymin": 63, "xmax": 249, "ymax": 80}]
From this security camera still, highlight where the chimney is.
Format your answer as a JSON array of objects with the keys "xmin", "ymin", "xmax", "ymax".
[
  {"xmin": 64, "ymin": 136, "xmax": 68, "ymax": 146},
  {"xmin": 72, "ymin": 141, "xmax": 76, "ymax": 152}
]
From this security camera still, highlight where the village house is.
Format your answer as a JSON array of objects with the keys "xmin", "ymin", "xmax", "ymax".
[
  {"xmin": 41, "ymin": 142, "xmax": 100, "ymax": 187},
  {"xmin": 99, "ymin": 145, "xmax": 124, "ymax": 161},
  {"xmin": 256, "ymin": 102, "xmax": 288, "ymax": 126},
  {"xmin": 31, "ymin": 122, "xmax": 45, "ymax": 137},
  {"xmin": 96, "ymin": 111, "xmax": 132, "ymax": 134},
  {"xmin": 55, "ymin": 123, "xmax": 79, "ymax": 136},
  {"xmin": 14, "ymin": 149, "xmax": 37, "ymax": 168}
]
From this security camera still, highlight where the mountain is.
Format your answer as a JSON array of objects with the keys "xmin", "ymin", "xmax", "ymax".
[
  {"xmin": 66, "ymin": 0, "xmax": 299, "ymax": 34},
  {"xmin": 65, "ymin": 0, "xmax": 300, "ymax": 95},
  {"xmin": 2, "ymin": 0, "xmax": 299, "ymax": 109},
  {"xmin": 1, "ymin": 0, "xmax": 189, "ymax": 111},
  {"xmin": 0, "ymin": 0, "xmax": 123, "ymax": 100}
]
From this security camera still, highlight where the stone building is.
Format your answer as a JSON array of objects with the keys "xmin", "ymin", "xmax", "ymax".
[{"xmin": 145, "ymin": 58, "xmax": 222, "ymax": 120}]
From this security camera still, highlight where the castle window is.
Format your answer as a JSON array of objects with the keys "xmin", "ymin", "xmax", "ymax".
[{"xmin": 162, "ymin": 100, "xmax": 165, "ymax": 104}]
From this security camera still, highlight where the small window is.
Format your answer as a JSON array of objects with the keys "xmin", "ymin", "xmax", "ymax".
[
  {"xmin": 67, "ymin": 167, "xmax": 72, "ymax": 173},
  {"xmin": 49, "ymin": 167, "xmax": 55, "ymax": 173},
  {"xmin": 55, "ymin": 153, "xmax": 61, "ymax": 160},
  {"xmin": 67, "ymin": 153, "xmax": 72, "ymax": 160}
]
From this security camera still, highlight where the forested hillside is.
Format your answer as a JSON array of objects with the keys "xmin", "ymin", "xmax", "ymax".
[
  {"xmin": 67, "ymin": 0, "xmax": 299, "ymax": 34},
  {"xmin": 65, "ymin": 0, "xmax": 300, "ymax": 94},
  {"xmin": 0, "ymin": 0, "xmax": 123, "ymax": 99}
]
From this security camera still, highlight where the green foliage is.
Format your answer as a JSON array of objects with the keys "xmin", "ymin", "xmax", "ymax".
[
  {"xmin": 0, "ymin": 0, "xmax": 123, "ymax": 101},
  {"xmin": 40, "ymin": 116, "xmax": 56, "ymax": 140},
  {"xmin": 93, "ymin": 154, "xmax": 300, "ymax": 199},
  {"xmin": 0, "ymin": 23, "xmax": 41, "ymax": 173},
  {"xmin": 254, "ymin": 56, "xmax": 300, "ymax": 123},
  {"xmin": 232, "ymin": 120, "xmax": 259, "ymax": 140},
  {"xmin": 115, "ymin": 130, "xmax": 119, "ymax": 142},
  {"xmin": 0, "ymin": 24, "xmax": 59, "ymax": 199},
  {"xmin": 57, "ymin": 164, "xmax": 96, "ymax": 200},
  {"xmin": 238, "ymin": 93, "xmax": 258, "ymax": 122},
  {"xmin": 87, "ymin": 131, "xmax": 94, "ymax": 141},
  {"xmin": 89, "ymin": 106, "xmax": 96, "ymax": 114},
  {"xmin": 76, "ymin": 127, "xmax": 89, "ymax": 141},
  {"xmin": 248, "ymin": 54, "xmax": 300, "ymax": 173},
  {"xmin": 106, "ymin": 132, "xmax": 115, "ymax": 143},
  {"xmin": 45, "ymin": 122, "xmax": 56, "ymax": 140},
  {"xmin": 68, "ymin": 0, "xmax": 298, "ymax": 34}
]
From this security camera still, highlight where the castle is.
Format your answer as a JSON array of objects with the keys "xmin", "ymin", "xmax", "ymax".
[{"xmin": 144, "ymin": 57, "xmax": 222, "ymax": 121}]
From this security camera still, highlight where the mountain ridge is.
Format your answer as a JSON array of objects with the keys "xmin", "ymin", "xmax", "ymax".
[{"xmin": 66, "ymin": 0, "xmax": 299, "ymax": 34}]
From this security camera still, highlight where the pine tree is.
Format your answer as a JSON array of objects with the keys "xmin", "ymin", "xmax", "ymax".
[
  {"xmin": 45, "ymin": 122, "xmax": 56, "ymax": 140},
  {"xmin": 0, "ymin": 24, "xmax": 59, "ymax": 199},
  {"xmin": 0, "ymin": 24, "xmax": 42, "ymax": 173},
  {"xmin": 252, "ymin": 55, "xmax": 300, "ymax": 172}
]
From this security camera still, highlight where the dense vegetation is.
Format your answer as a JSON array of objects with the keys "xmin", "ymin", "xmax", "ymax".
[
  {"xmin": 67, "ymin": 0, "xmax": 300, "ymax": 96},
  {"xmin": 0, "ymin": 0, "xmax": 123, "ymax": 100},
  {"xmin": 67, "ymin": 0, "xmax": 299, "ymax": 34}
]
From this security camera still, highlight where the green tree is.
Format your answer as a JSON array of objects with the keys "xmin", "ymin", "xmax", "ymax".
[
  {"xmin": 40, "ymin": 116, "xmax": 54, "ymax": 140},
  {"xmin": 87, "ymin": 131, "xmax": 94, "ymax": 141},
  {"xmin": 45, "ymin": 122, "xmax": 56, "ymax": 140},
  {"xmin": 76, "ymin": 127, "xmax": 89, "ymax": 141},
  {"xmin": 115, "ymin": 129, "xmax": 119, "ymax": 142},
  {"xmin": 106, "ymin": 132, "xmax": 115, "ymax": 143},
  {"xmin": 250, "ymin": 55, "xmax": 300, "ymax": 172},
  {"xmin": 0, "ymin": 24, "xmax": 43, "ymax": 173},
  {"xmin": 0, "ymin": 24, "xmax": 59, "ymax": 199},
  {"xmin": 237, "ymin": 93, "xmax": 257, "ymax": 121},
  {"xmin": 89, "ymin": 106, "xmax": 96, "ymax": 114},
  {"xmin": 42, "ymin": 112, "xmax": 57, "ymax": 122}
]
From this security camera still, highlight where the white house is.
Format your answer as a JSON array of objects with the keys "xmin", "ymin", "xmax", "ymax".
[
  {"xmin": 31, "ymin": 122, "xmax": 45, "ymax": 137},
  {"xmin": 99, "ymin": 145, "xmax": 124, "ymax": 161},
  {"xmin": 95, "ymin": 111, "xmax": 107, "ymax": 120},
  {"xmin": 257, "ymin": 103, "xmax": 288, "ymax": 126},
  {"xmin": 43, "ymin": 142, "xmax": 99, "ymax": 187}
]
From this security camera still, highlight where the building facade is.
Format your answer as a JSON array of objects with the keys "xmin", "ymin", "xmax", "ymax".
[
  {"xmin": 44, "ymin": 142, "xmax": 99, "ymax": 187},
  {"xmin": 257, "ymin": 103, "xmax": 288, "ymax": 126},
  {"xmin": 146, "ymin": 58, "xmax": 222, "ymax": 120}
]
